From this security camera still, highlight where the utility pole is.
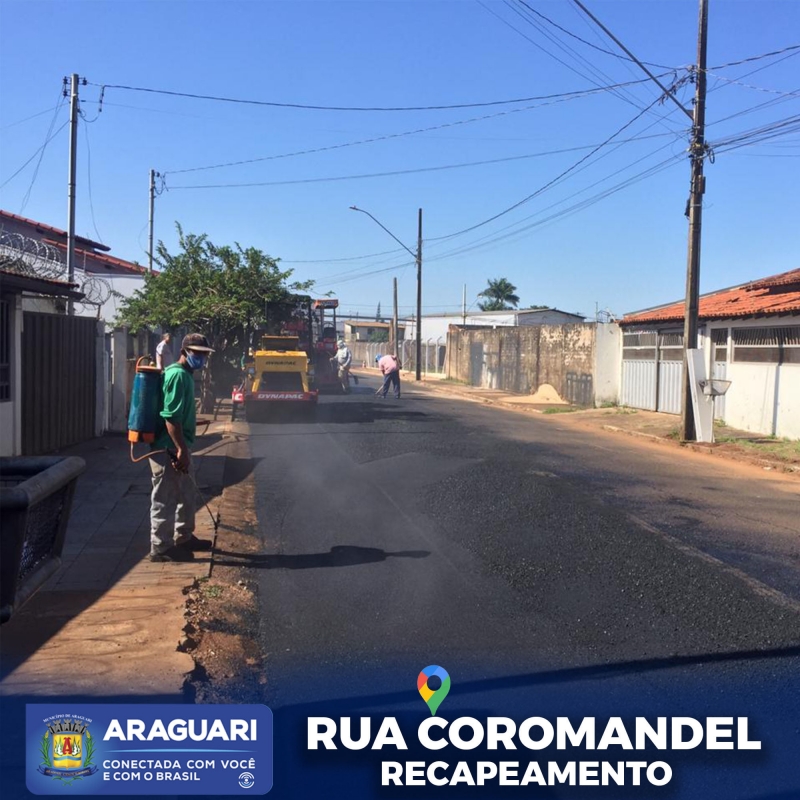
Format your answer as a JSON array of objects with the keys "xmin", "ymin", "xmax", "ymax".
[
  {"xmin": 148, "ymin": 169, "xmax": 157, "ymax": 273},
  {"xmin": 462, "ymin": 284, "xmax": 467, "ymax": 325},
  {"xmin": 392, "ymin": 277, "xmax": 399, "ymax": 357},
  {"xmin": 680, "ymin": 0, "xmax": 709, "ymax": 441},
  {"xmin": 66, "ymin": 73, "xmax": 81, "ymax": 315},
  {"xmin": 415, "ymin": 208, "xmax": 423, "ymax": 381},
  {"xmin": 572, "ymin": 0, "xmax": 708, "ymax": 442}
]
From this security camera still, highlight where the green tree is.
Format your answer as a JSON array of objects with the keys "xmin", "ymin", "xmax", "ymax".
[
  {"xmin": 477, "ymin": 278, "xmax": 520, "ymax": 311},
  {"xmin": 369, "ymin": 329, "xmax": 389, "ymax": 343},
  {"xmin": 375, "ymin": 302, "xmax": 382, "ymax": 321},
  {"xmin": 117, "ymin": 225, "xmax": 312, "ymax": 411}
]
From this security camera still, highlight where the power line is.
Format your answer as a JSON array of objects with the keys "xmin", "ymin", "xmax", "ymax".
[
  {"xmin": 426, "ymin": 96, "xmax": 668, "ymax": 243},
  {"xmin": 0, "ymin": 120, "xmax": 68, "ymax": 189},
  {"xmin": 0, "ymin": 104, "xmax": 63, "ymax": 131},
  {"xmin": 503, "ymin": 0, "xmax": 688, "ymax": 135},
  {"xmin": 709, "ymin": 43, "xmax": 800, "ymax": 71},
  {"xmin": 90, "ymin": 75, "xmax": 673, "ymax": 113},
  {"xmin": 512, "ymin": 0, "xmax": 676, "ymax": 71},
  {"xmin": 315, "ymin": 145, "xmax": 684, "ymax": 288},
  {"xmin": 18, "ymin": 93, "xmax": 67, "ymax": 211},
  {"xmin": 569, "ymin": 0, "xmax": 693, "ymax": 121},
  {"xmin": 81, "ymin": 117, "xmax": 104, "ymax": 244},
  {"xmin": 703, "ymin": 72, "xmax": 800, "ymax": 98},
  {"xmin": 168, "ymin": 131, "xmax": 679, "ymax": 190},
  {"xmin": 164, "ymin": 76, "xmax": 674, "ymax": 176}
]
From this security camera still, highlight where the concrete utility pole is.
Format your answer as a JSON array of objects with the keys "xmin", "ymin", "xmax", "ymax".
[
  {"xmin": 66, "ymin": 73, "xmax": 81, "ymax": 316},
  {"xmin": 462, "ymin": 284, "xmax": 467, "ymax": 325},
  {"xmin": 148, "ymin": 169, "xmax": 157, "ymax": 273},
  {"xmin": 415, "ymin": 208, "xmax": 423, "ymax": 382},
  {"xmin": 680, "ymin": 0, "xmax": 710, "ymax": 442}
]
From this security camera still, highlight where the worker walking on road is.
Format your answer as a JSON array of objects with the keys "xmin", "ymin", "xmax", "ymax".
[
  {"xmin": 332, "ymin": 339, "xmax": 354, "ymax": 393},
  {"xmin": 376, "ymin": 353, "xmax": 401, "ymax": 399},
  {"xmin": 149, "ymin": 333, "xmax": 215, "ymax": 562}
]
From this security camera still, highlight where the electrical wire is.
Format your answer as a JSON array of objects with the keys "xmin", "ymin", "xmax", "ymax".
[
  {"xmin": 18, "ymin": 93, "xmax": 66, "ymax": 212},
  {"xmin": 704, "ymin": 72, "xmax": 800, "ymax": 98},
  {"xmin": 81, "ymin": 117, "xmax": 104, "ymax": 244},
  {"xmin": 426, "ymin": 96, "xmax": 668, "ymax": 244},
  {"xmin": 89, "ymin": 75, "xmax": 675, "ymax": 113},
  {"xmin": 512, "ymin": 0, "xmax": 676, "ymax": 71},
  {"xmin": 167, "ymin": 131, "xmax": 679, "ymax": 190},
  {"xmin": 163, "ymin": 77, "xmax": 675, "ymax": 177},
  {"xmin": 0, "ymin": 120, "xmax": 69, "ymax": 190},
  {"xmin": 0, "ymin": 104, "xmax": 64, "ymax": 131},
  {"xmin": 709, "ymin": 43, "xmax": 800, "ymax": 71}
]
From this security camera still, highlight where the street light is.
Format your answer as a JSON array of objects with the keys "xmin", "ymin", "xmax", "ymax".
[{"xmin": 349, "ymin": 206, "xmax": 423, "ymax": 381}]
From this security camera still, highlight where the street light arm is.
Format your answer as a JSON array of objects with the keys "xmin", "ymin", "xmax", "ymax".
[{"xmin": 349, "ymin": 205, "xmax": 417, "ymax": 259}]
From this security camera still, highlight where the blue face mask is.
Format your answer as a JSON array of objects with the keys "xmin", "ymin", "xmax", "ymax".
[{"xmin": 185, "ymin": 351, "xmax": 206, "ymax": 370}]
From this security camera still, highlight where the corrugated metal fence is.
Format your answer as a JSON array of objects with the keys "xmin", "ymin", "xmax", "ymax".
[{"xmin": 21, "ymin": 312, "xmax": 97, "ymax": 454}]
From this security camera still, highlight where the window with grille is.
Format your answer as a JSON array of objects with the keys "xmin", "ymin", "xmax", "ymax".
[
  {"xmin": 0, "ymin": 300, "xmax": 10, "ymax": 402},
  {"xmin": 622, "ymin": 331, "xmax": 656, "ymax": 360},
  {"xmin": 732, "ymin": 326, "xmax": 800, "ymax": 364},
  {"xmin": 711, "ymin": 328, "xmax": 728, "ymax": 362}
]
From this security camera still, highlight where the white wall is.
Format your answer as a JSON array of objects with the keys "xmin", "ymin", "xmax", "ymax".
[
  {"xmin": 74, "ymin": 273, "xmax": 143, "ymax": 326},
  {"xmin": 594, "ymin": 322, "xmax": 621, "ymax": 406},
  {"xmin": 706, "ymin": 316, "xmax": 800, "ymax": 439}
]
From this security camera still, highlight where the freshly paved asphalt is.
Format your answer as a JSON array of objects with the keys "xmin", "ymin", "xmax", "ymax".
[{"xmin": 240, "ymin": 378, "xmax": 800, "ymax": 800}]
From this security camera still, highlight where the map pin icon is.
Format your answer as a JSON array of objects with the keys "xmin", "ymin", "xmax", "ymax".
[{"xmin": 417, "ymin": 665, "xmax": 451, "ymax": 716}]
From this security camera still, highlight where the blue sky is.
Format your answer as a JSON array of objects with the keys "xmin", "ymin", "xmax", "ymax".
[{"xmin": 1, "ymin": 0, "xmax": 798, "ymax": 321}]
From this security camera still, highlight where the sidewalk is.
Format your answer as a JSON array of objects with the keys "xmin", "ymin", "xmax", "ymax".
[
  {"xmin": 0, "ymin": 417, "xmax": 231, "ymax": 698},
  {"xmin": 355, "ymin": 368, "xmax": 800, "ymax": 476}
]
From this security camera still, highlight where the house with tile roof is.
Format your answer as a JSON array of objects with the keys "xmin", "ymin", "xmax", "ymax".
[
  {"xmin": 0, "ymin": 209, "xmax": 147, "ymax": 324},
  {"xmin": 619, "ymin": 268, "xmax": 800, "ymax": 439}
]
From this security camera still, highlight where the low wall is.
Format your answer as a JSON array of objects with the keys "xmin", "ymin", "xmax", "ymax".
[{"xmin": 446, "ymin": 323, "xmax": 606, "ymax": 406}]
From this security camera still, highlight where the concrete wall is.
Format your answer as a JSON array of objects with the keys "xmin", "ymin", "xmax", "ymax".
[
  {"xmin": 594, "ymin": 322, "xmax": 622, "ymax": 406},
  {"xmin": 706, "ymin": 315, "xmax": 800, "ymax": 440},
  {"xmin": 446, "ymin": 323, "xmax": 597, "ymax": 405},
  {"xmin": 406, "ymin": 310, "xmax": 584, "ymax": 341}
]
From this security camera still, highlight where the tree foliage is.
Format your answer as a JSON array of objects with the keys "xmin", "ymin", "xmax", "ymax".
[
  {"xmin": 477, "ymin": 278, "xmax": 520, "ymax": 311},
  {"xmin": 117, "ymin": 225, "xmax": 312, "ymax": 407}
]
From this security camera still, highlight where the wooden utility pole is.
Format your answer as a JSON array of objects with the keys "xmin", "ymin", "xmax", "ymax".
[
  {"xmin": 415, "ymin": 208, "xmax": 423, "ymax": 381},
  {"xmin": 66, "ymin": 73, "xmax": 80, "ymax": 315},
  {"xmin": 680, "ymin": 0, "xmax": 710, "ymax": 441}
]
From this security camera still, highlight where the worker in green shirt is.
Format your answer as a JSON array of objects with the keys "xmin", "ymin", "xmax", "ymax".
[{"xmin": 149, "ymin": 333, "xmax": 215, "ymax": 562}]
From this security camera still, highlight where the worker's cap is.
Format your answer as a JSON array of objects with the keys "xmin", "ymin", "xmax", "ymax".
[
  {"xmin": 337, "ymin": 339, "xmax": 346, "ymax": 347},
  {"xmin": 181, "ymin": 333, "xmax": 215, "ymax": 353},
  {"xmin": 375, "ymin": 354, "xmax": 383, "ymax": 362}
]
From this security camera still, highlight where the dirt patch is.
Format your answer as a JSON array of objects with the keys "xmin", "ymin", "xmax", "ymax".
[{"xmin": 182, "ymin": 433, "xmax": 267, "ymax": 703}]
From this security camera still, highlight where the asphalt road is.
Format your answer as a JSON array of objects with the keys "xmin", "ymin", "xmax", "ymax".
[{"xmin": 240, "ymin": 378, "xmax": 800, "ymax": 800}]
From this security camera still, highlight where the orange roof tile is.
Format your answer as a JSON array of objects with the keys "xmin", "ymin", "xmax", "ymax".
[{"xmin": 622, "ymin": 268, "xmax": 800, "ymax": 325}]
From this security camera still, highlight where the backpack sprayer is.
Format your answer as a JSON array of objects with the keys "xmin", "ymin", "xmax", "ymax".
[{"xmin": 127, "ymin": 357, "xmax": 219, "ymax": 532}]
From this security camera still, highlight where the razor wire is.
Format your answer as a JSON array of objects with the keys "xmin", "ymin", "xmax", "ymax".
[
  {"xmin": 0, "ymin": 229, "xmax": 67, "ymax": 279},
  {"xmin": 0, "ymin": 228, "xmax": 113, "ymax": 312}
]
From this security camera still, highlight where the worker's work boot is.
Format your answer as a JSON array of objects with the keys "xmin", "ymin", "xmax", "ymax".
[
  {"xmin": 149, "ymin": 546, "xmax": 194, "ymax": 563},
  {"xmin": 178, "ymin": 535, "xmax": 213, "ymax": 552}
]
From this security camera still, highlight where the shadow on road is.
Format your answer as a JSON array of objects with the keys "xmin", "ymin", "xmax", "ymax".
[
  {"xmin": 278, "ymin": 644, "xmax": 800, "ymax": 712},
  {"xmin": 212, "ymin": 545, "xmax": 430, "ymax": 570}
]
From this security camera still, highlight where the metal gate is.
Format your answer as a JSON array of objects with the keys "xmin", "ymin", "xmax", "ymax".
[
  {"xmin": 621, "ymin": 330, "xmax": 683, "ymax": 414},
  {"xmin": 21, "ymin": 312, "xmax": 97, "ymax": 454}
]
